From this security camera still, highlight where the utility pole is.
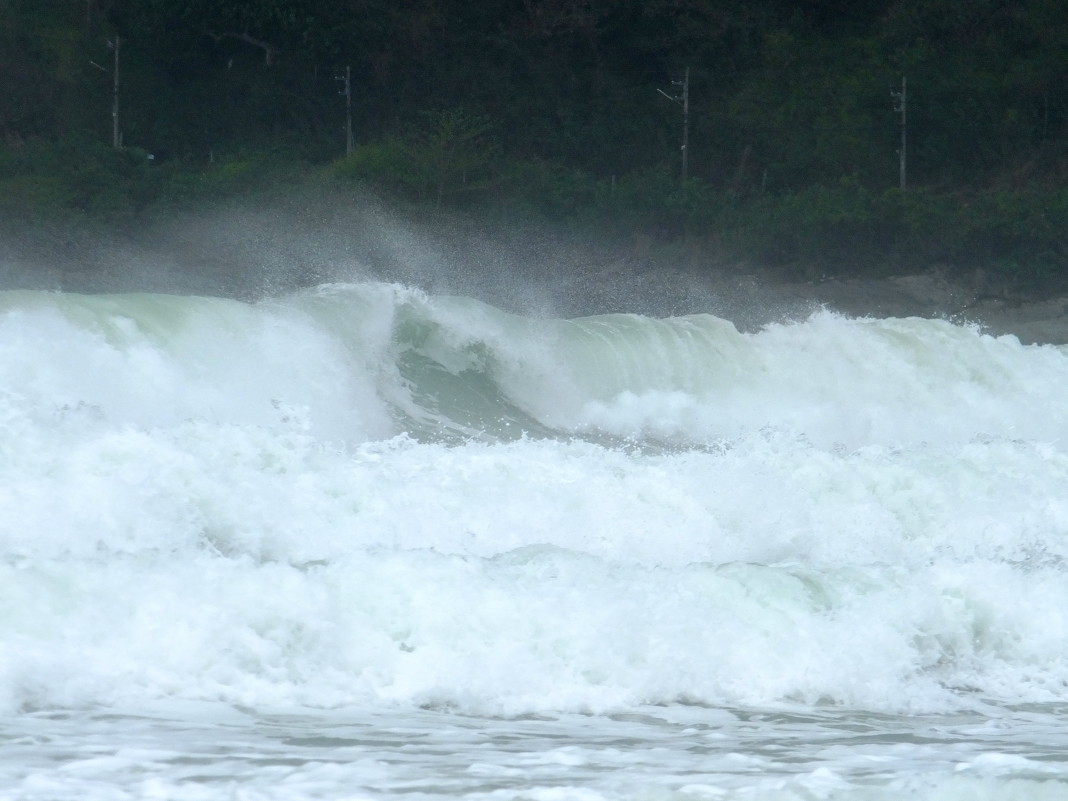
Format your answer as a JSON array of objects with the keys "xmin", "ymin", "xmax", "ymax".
[
  {"xmin": 111, "ymin": 36, "xmax": 120, "ymax": 148},
  {"xmin": 658, "ymin": 66, "xmax": 690, "ymax": 184},
  {"xmin": 90, "ymin": 35, "xmax": 121, "ymax": 147},
  {"xmin": 337, "ymin": 66, "xmax": 354, "ymax": 156},
  {"xmin": 892, "ymin": 76, "xmax": 906, "ymax": 189}
]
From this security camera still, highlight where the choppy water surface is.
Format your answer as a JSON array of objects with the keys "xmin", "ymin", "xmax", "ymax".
[
  {"xmin": 3, "ymin": 283, "xmax": 1068, "ymax": 799},
  {"xmin": 5, "ymin": 704, "xmax": 1068, "ymax": 800}
]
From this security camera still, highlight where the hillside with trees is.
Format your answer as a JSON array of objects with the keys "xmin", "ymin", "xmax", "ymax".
[{"xmin": 2, "ymin": 0, "xmax": 1067, "ymax": 292}]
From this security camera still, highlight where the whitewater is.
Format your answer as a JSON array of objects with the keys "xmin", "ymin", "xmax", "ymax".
[{"xmin": 4, "ymin": 280, "xmax": 1068, "ymax": 800}]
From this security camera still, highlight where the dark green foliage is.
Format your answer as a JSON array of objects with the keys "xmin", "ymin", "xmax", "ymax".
[
  {"xmin": 0, "ymin": 136, "xmax": 301, "ymax": 229},
  {"xmin": 2, "ymin": 0, "xmax": 1068, "ymax": 289},
  {"xmin": 331, "ymin": 109, "xmax": 500, "ymax": 205},
  {"xmin": 0, "ymin": 138, "xmax": 152, "ymax": 224}
]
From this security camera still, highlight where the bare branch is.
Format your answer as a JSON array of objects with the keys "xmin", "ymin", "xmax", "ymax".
[{"xmin": 206, "ymin": 31, "xmax": 279, "ymax": 65}]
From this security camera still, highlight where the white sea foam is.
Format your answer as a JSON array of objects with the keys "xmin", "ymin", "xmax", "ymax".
[{"xmin": 3, "ymin": 283, "xmax": 1068, "ymax": 797}]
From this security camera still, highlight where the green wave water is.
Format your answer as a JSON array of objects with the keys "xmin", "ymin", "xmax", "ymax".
[{"xmin": 3, "ymin": 282, "xmax": 1068, "ymax": 799}]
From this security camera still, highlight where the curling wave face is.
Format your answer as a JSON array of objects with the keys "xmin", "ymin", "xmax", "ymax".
[{"xmin": 2, "ymin": 282, "xmax": 1068, "ymax": 716}]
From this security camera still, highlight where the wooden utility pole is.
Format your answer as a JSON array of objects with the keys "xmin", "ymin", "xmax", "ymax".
[
  {"xmin": 892, "ymin": 76, "xmax": 906, "ymax": 189},
  {"xmin": 338, "ymin": 65, "xmax": 354, "ymax": 156},
  {"xmin": 680, "ymin": 66, "xmax": 689, "ymax": 183},
  {"xmin": 658, "ymin": 67, "xmax": 690, "ymax": 184},
  {"xmin": 111, "ymin": 36, "xmax": 120, "ymax": 148},
  {"xmin": 91, "ymin": 36, "xmax": 121, "ymax": 147}
]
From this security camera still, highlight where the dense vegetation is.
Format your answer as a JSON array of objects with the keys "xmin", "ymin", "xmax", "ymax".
[{"xmin": 3, "ymin": 0, "xmax": 1068, "ymax": 289}]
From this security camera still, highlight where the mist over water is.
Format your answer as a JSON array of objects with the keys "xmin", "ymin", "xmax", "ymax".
[
  {"xmin": 1, "ymin": 188, "xmax": 826, "ymax": 331},
  {"xmin": 3, "ymin": 207, "xmax": 1068, "ymax": 798}
]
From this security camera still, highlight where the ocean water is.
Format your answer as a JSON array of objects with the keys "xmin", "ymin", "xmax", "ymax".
[{"xmin": 3, "ymin": 281, "xmax": 1068, "ymax": 799}]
